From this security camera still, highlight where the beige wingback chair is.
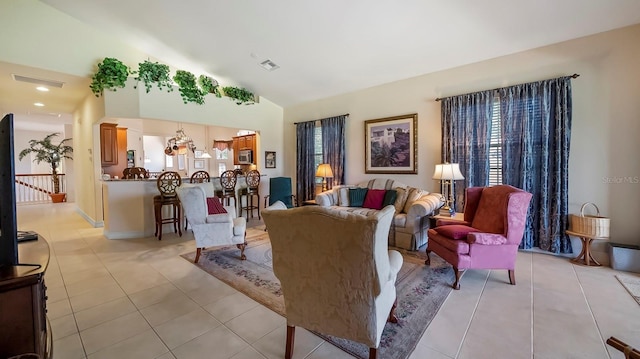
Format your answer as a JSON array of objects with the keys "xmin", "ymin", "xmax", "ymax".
[
  {"xmin": 176, "ymin": 183, "xmax": 247, "ymax": 263},
  {"xmin": 262, "ymin": 204, "xmax": 403, "ymax": 359}
]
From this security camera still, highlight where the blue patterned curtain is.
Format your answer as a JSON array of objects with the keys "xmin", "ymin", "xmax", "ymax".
[
  {"xmin": 441, "ymin": 91, "xmax": 494, "ymax": 210},
  {"xmin": 499, "ymin": 77, "xmax": 572, "ymax": 253},
  {"xmin": 296, "ymin": 121, "xmax": 316, "ymax": 202},
  {"xmin": 321, "ymin": 115, "xmax": 346, "ymax": 188}
]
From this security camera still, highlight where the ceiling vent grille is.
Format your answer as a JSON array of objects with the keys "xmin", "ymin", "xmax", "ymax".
[
  {"xmin": 259, "ymin": 59, "xmax": 280, "ymax": 72},
  {"xmin": 12, "ymin": 74, "xmax": 65, "ymax": 88}
]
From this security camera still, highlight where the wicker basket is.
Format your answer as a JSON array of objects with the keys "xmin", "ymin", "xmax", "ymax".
[{"xmin": 570, "ymin": 202, "xmax": 610, "ymax": 238}]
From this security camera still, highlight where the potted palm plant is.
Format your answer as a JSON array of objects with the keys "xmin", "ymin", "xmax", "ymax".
[{"xmin": 19, "ymin": 133, "xmax": 73, "ymax": 203}]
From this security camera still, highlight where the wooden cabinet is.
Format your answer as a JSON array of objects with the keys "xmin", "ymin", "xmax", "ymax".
[
  {"xmin": 0, "ymin": 236, "xmax": 52, "ymax": 359},
  {"xmin": 232, "ymin": 134, "xmax": 256, "ymax": 165},
  {"xmin": 100, "ymin": 123, "xmax": 118, "ymax": 166}
]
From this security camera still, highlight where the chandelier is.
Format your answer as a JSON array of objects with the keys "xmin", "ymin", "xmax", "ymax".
[{"xmin": 164, "ymin": 128, "xmax": 195, "ymax": 156}]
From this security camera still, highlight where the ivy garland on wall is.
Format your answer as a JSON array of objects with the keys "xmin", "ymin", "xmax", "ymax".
[{"xmin": 90, "ymin": 57, "xmax": 255, "ymax": 105}]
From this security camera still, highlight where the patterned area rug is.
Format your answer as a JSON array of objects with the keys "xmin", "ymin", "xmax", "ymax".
[
  {"xmin": 616, "ymin": 274, "xmax": 640, "ymax": 306},
  {"xmin": 181, "ymin": 228, "xmax": 455, "ymax": 359}
]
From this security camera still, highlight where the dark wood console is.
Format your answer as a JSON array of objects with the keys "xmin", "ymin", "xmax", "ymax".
[{"xmin": 0, "ymin": 236, "xmax": 52, "ymax": 359}]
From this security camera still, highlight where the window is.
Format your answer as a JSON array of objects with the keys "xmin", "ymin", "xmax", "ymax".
[
  {"xmin": 216, "ymin": 148, "xmax": 228, "ymax": 160},
  {"xmin": 218, "ymin": 163, "xmax": 226, "ymax": 176},
  {"xmin": 489, "ymin": 95, "xmax": 502, "ymax": 186},
  {"xmin": 314, "ymin": 122, "xmax": 323, "ymax": 185}
]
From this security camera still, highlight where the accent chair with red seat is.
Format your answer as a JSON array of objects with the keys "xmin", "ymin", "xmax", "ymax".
[{"xmin": 425, "ymin": 185, "xmax": 532, "ymax": 290}]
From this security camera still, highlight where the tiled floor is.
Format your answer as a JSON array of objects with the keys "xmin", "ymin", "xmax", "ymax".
[{"xmin": 17, "ymin": 203, "xmax": 640, "ymax": 359}]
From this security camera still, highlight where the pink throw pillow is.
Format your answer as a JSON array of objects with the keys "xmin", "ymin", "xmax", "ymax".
[
  {"xmin": 362, "ymin": 189, "xmax": 386, "ymax": 210},
  {"xmin": 206, "ymin": 197, "xmax": 228, "ymax": 214},
  {"xmin": 435, "ymin": 225, "xmax": 479, "ymax": 240}
]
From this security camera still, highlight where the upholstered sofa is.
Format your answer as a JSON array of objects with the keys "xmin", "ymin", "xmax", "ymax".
[{"xmin": 315, "ymin": 178, "xmax": 444, "ymax": 250}]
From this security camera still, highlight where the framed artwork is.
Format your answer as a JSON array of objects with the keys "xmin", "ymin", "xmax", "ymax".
[
  {"xmin": 194, "ymin": 159, "xmax": 205, "ymax": 169},
  {"xmin": 194, "ymin": 150, "xmax": 203, "ymax": 159},
  {"xmin": 364, "ymin": 113, "xmax": 418, "ymax": 174},
  {"xmin": 265, "ymin": 151, "xmax": 276, "ymax": 168}
]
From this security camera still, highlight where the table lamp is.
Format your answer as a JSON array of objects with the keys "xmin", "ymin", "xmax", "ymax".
[
  {"xmin": 316, "ymin": 163, "xmax": 334, "ymax": 192},
  {"xmin": 433, "ymin": 163, "xmax": 464, "ymax": 216}
]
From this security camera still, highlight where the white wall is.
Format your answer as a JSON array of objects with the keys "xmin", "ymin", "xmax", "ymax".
[{"xmin": 284, "ymin": 24, "xmax": 640, "ymax": 247}]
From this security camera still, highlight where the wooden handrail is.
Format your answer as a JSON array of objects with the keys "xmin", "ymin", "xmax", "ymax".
[
  {"xmin": 15, "ymin": 179, "xmax": 51, "ymax": 195},
  {"xmin": 607, "ymin": 337, "xmax": 640, "ymax": 359}
]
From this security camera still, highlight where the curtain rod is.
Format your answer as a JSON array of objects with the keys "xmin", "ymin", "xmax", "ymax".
[
  {"xmin": 434, "ymin": 73, "xmax": 580, "ymax": 102},
  {"xmin": 294, "ymin": 113, "xmax": 350, "ymax": 125}
]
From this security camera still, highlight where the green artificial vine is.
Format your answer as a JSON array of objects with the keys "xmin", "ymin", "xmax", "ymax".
[
  {"xmin": 198, "ymin": 75, "xmax": 221, "ymax": 98},
  {"xmin": 173, "ymin": 70, "xmax": 205, "ymax": 105},
  {"xmin": 133, "ymin": 60, "xmax": 173, "ymax": 93},
  {"xmin": 222, "ymin": 86, "xmax": 255, "ymax": 105},
  {"xmin": 90, "ymin": 58, "xmax": 130, "ymax": 97}
]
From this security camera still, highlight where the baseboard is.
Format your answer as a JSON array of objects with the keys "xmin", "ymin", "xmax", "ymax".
[{"xmin": 75, "ymin": 207, "xmax": 104, "ymax": 228}]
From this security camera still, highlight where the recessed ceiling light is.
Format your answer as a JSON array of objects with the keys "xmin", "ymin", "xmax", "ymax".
[
  {"xmin": 259, "ymin": 59, "xmax": 280, "ymax": 72},
  {"xmin": 36, "ymin": 86, "xmax": 49, "ymax": 92},
  {"xmin": 34, "ymin": 102, "xmax": 45, "ymax": 107}
]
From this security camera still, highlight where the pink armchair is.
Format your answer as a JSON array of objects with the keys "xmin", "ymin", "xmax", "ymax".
[{"xmin": 425, "ymin": 185, "xmax": 532, "ymax": 289}]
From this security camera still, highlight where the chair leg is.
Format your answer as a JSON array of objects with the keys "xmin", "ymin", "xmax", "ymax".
[
  {"xmin": 508, "ymin": 269, "xmax": 516, "ymax": 285},
  {"xmin": 177, "ymin": 205, "xmax": 182, "ymax": 237},
  {"xmin": 387, "ymin": 299, "xmax": 398, "ymax": 323},
  {"xmin": 425, "ymin": 249, "xmax": 431, "ymax": 265},
  {"xmin": 237, "ymin": 233, "xmax": 247, "ymax": 260},
  {"xmin": 194, "ymin": 248, "xmax": 202, "ymax": 263},
  {"xmin": 369, "ymin": 347, "xmax": 377, "ymax": 359},
  {"xmin": 453, "ymin": 267, "xmax": 461, "ymax": 290},
  {"xmin": 285, "ymin": 325, "xmax": 295, "ymax": 359}
]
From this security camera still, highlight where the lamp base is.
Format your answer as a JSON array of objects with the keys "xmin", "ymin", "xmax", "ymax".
[{"xmin": 439, "ymin": 206, "xmax": 452, "ymax": 216}]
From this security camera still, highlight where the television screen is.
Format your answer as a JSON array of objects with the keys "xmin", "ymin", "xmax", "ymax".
[{"xmin": 0, "ymin": 113, "xmax": 18, "ymax": 267}]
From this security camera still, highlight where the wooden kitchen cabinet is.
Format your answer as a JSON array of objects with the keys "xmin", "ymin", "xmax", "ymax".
[
  {"xmin": 232, "ymin": 134, "xmax": 256, "ymax": 165},
  {"xmin": 100, "ymin": 123, "xmax": 118, "ymax": 166}
]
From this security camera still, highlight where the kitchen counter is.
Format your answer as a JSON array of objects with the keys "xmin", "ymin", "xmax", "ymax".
[{"xmin": 101, "ymin": 176, "xmax": 258, "ymax": 239}]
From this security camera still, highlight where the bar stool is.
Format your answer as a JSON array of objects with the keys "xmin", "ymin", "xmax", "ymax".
[
  {"xmin": 154, "ymin": 171, "xmax": 182, "ymax": 240},
  {"xmin": 185, "ymin": 170, "xmax": 210, "ymax": 230},
  {"xmin": 216, "ymin": 170, "xmax": 238, "ymax": 213},
  {"xmin": 240, "ymin": 170, "xmax": 261, "ymax": 219},
  {"xmin": 123, "ymin": 167, "xmax": 149, "ymax": 179}
]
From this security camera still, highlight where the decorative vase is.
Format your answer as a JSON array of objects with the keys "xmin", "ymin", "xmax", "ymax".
[{"xmin": 49, "ymin": 193, "xmax": 66, "ymax": 203}]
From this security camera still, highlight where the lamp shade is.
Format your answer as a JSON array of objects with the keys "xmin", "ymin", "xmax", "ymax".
[
  {"xmin": 316, "ymin": 163, "xmax": 334, "ymax": 178},
  {"xmin": 200, "ymin": 151, "xmax": 212, "ymax": 159},
  {"xmin": 432, "ymin": 163, "xmax": 464, "ymax": 180}
]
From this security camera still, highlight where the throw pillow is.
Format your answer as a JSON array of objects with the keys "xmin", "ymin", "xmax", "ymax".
[
  {"xmin": 206, "ymin": 197, "xmax": 227, "ymax": 214},
  {"xmin": 435, "ymin": 224, "xmax": 479, "ymax": 240},
  {"xmin": 362, "ymin": 189, "xmax": 386, "ymax": 210},
  {"xmin": 338, "ymin": 187, "xmax": 350, "ymax": 206},
  {"xmin": 349, "ymin": 188, "xmax": 368, "ymax": 207},
  {"xmin": 394, "ymin": 187, "xmax": 409, "ymax": 213},
  {"xmin": 382, "ymin": 189, "xmax": 398, "ymax": 207},
  {"xmin": 403, "ymin": 187, "xmax": 427, "ymax": 213}
]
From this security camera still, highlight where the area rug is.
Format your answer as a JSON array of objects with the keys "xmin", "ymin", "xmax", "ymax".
[
  {"xmin": 616, "ymin": 274, "xmax": 640, "ymax": 306},
  {"xmin": 181, "ymin": 228, "xmax": 455, "ymax": 359}
]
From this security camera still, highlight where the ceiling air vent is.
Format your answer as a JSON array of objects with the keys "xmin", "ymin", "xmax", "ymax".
[
  {"xmin": 259, "ymin": 59, "xmax": 280, "ymax": 72},
  {"xmin": 12, "ymin": 74, "xmax": 65, "ymax": 88}
]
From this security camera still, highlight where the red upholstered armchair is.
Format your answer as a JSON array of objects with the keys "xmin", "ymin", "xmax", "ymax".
[{"xmin": 425, "ymin": 185, "xmax": 532, "ymax": 290}]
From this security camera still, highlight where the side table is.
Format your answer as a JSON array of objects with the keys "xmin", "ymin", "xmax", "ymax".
[
  {"xmin": 566, "ymin": 230, "xmax": 608, "ymax": 266},
  {"xmin": 429, "ymin": 212, "xmax": 465, "ymax": 228},
  {"xmin": 302, "ymin": 200, "xmax": 318, "ymax": 206}
]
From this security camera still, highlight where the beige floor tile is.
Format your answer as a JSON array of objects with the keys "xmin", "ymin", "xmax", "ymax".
[
  {"xmin": 409, "ymin": 343, "xmax": 453, "ymax": 359},
  {"xmin": 305, "ymin": 342, "xmax": 356, "ymax": 359},
  {"xmin": 252, "ymin": 325, "xmax": 324, "ymax": 359},
  {"xmin": 172, "ymin": 325, "xmax": 249, "ymax": 359},
  {"xmin": 230, "ymin": 346, "xmax": 268, "ymax": 359},
  {"xmin": 113, "ymin": 267, "xmax": 171, "ymax": 294},
  {"xmin": 139, "ymin": 292, "xmax": 201, "ymax": 326},
  {"xmin": 128, "ymin": 282, "xmax": 185, "ymax": 309},
  {"xmin": 69, "ymin": 282, "xmax": 127, "ymax": 312},
  {"xmin": 65, "ymin": 272, "xmax": 119, "ymax": 297},
  {"xmin": 154, "ymin": 308, "xmax": 221, "ymax": 349},
  {"xmin": 155, "ymin": 352, "xmax": 177, "ymax": 359},
  {"xmin": 87, "ymin": 329, "xmax": 169, "ymax": 359},
  {"xmin": 53, "ymin": 333, "xmax": 86, "ymax": 359},
  {"xmin": 80, "ymin": 311, "xmax": 151, "ymax": 354},
  {"xmin": 74, "ymin": 296, "xmax": 138, "ymax": 331},
  {"xmin": 47, "ymin": 297, "xmax": 73, "ymax": 319},
  {"xmin": 204, "ymin": 291, "xmax": 261, "ymax": 323},
  {"xmin": 61, "ymin": 266, "xmax": 111, "ymax": 286},
  {"xmin": 46, "ymin": 283, "xmax": 69, "ymax": 303},
  {"xmin": 51, "ymin": 313, "xmax": 78, "ymax": 340},
  {"xmin": 184, "ymin": 278, "xmax": 239, "ymax": 306},
  {"xmin": 226, "ymin": 306, "xmax": 286, "ymax": 344}
]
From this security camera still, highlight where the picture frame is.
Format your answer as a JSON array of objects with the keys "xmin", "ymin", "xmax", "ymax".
[
  {"xmin": 194, "ymin": 150, "xmax": 203, "ymax": 159},
  {"xmin": 194, "ymin": 159, "xmax": 205, "ymax": 169},
  {"xmin": 265, "ymin": 151, "xmax": 276, "ymax": 168},
  {"xmin": 364, "ymin": 113, "xmax": 418, "ymax": 174}
]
